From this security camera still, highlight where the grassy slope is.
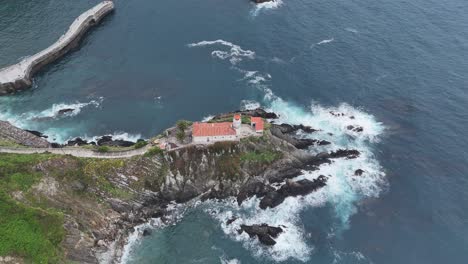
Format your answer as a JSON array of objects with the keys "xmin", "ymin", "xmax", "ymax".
[
  {"xmin": 0, "ymin": 153, "xmax": 136, "ymax": 263},
  {"xmin": 0, "ymin": 154, "xmax": 64, "ymax": 263}
]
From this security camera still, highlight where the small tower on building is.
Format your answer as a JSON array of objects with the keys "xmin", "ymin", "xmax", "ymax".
[{"xmin": 233, "ymin": 114, "xmax": 242, "ymax": 132}]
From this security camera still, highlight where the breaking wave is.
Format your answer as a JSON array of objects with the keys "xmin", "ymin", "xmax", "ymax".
[
  {"xmin": 184, "ymin": 38, "xmax": 387, "ymax": 262},
  {"xmin": 251, "ymin": 0, "xmax": 284, "ymax": 17}
]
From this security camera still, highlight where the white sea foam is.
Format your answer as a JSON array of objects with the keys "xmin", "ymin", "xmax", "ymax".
[
  {"xmin": 0, "ymin": 97, "xmax": 103, "ymax": 127},
  {"xmin": 79, "ymin": 132, "xmax": 143, "ymax": 144},
  {"xmin": 201, "ymin": 94, "xmax": 386, "ymax": 262},
  {"xmin": 202, "ymin": 115, "xmax": 215, "ymax": 122},
  {"xmin": 240, "ymin": 100, "xmax": 261, "ymax": 110},
  {"xmin": 317, "ymin": 38, "xmax": 335, "ymax": 45},
  {"xmin": 220, "ymin": 256, "xmax": 241, "ymax": 264},
  {"xmin": 251, "ymin": 0, "xmax": 284, "ymax": 16},
  {"xmin": 345, "ymin": 27, "xmax": 359, "ymax": 33},
  {"xmin": 184, "ymin": 37, "xmax": 386, "ymax": 263},
  {"xmin": 188, "ymin": 40, "xmax": 255, "ymax": 65}
]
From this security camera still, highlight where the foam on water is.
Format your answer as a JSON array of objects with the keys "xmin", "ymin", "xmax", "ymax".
[
  {"xmin": 201, "ymin": 97, "xmax": 386, "ymax": 261},
  {"xmin": 316, "ymin": 38, "xmax": 335, "ymax": 45},
  {"xmin": 251, "ymin": 0, "xmax": 284, "ymax": 17},
  {"xmin": 188, "ymin": 40, "xmax": 255, "ymax": 65},
  {"xmin": 0, "ymin": 97, "xmax": 103, "ymax": 128}
]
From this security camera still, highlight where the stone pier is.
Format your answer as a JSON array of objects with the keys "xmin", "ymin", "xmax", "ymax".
[{"xmin": 0, "ymin": 1, "xmax": 114, "ymax": 95}]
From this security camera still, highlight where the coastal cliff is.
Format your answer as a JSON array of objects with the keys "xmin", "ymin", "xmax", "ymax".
[
  {"xmin": 0, "ymin": 109, "xmax": 362, "ymax": 263},
  {"xmin": 0, "ymin": 1, "xmax": 114, "ymax": 95}
]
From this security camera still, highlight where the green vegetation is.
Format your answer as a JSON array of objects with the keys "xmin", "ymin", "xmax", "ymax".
[
  {"xmin": 96, "ymin": 146, "xmax": 110, "ymax": 153},
  {"xmin": 240, "ymin": 150, "xmax": 282, "ymax": 164},
  {"xmin": 0, "ymin": 138, "xmax": 26, "ymax": 148},
  {"xmin": 176, "ymin": 120, "xmax": 192, "ymax": 132},
  {"xmin": 0, "ymin": 154, "xmax": 64, "ymax": 263},
  {"xmin": 176, "ymin": 130, "xmax": 186, "ymax": 142},
  {"xmin": 0, "ymin": 192, "xmax": 64, "ymax": 263},
  {"xmin": 144, "ymin": 146, "xmax": 164, "ymax": 157},
  {"xmin": 133, "ymin": 140, "xmax": 148, "ymax": 149}
]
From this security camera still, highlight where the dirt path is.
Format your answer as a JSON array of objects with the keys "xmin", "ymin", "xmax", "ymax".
[{"xmin": 0, "ymin": 145, "xmax": 150, "ymax": 159}]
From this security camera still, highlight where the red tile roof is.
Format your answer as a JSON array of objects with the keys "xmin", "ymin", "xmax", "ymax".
[
  {"xmin": 192, "ymin": 122, "xmax": 236, "ymax": 137},
  {"xmin": 250, "ymin": 117, "xmax": 264, "ymax": 131},
  {"xmin": 234, "ymin": 114, "xmax": 241, "ymax": 120}
]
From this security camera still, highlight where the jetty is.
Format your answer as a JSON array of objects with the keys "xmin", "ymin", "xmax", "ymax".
[{"xmin": 0, "ymin": 1, "xmax": 114, "ymax": 95}]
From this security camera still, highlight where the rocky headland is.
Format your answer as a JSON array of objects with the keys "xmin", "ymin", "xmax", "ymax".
[{"xmin": 0, "ymin": 108, "xmax": 365, "ymax": 263}]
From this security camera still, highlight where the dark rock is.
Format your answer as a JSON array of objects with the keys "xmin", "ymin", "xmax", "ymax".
[
  {"xmin": 330, "ymin": 149, "xmax": 360, "ymax": 159},
  {"xmin": 239, "ymin": 224, "xmax": 283, "ymax": 246},
  {"xmin": 50, "ymin": 142, "xmax": 62, "ymax": 148},
  {"xmin": 252, "ymin": 0, "xmax": 275, "ymax": 3},
  {"xmin": 237, "ymin": 179, "xmax": 275, "ymax": 205},
  {"xmin": 226, "ymin": 217, "xmax": 238, "ymax": 225},
  {"xmin": 57, "ymin": 108, "xmax": 75, "ymax": 115},
  {"xmin": 142, "ymin": 228, "xmax": 152, "ymax": 237},
  {"xmin": 268, "ymin": 167, "xmax": 303, "ymax": 183},
  {"xmin": 25, "ymin": 130, "xmax": 48, "ymax": 138},
  {"xmin": 346, "ymin": 125, "xmax": 363, "ymax": 132},
  {"xmin": 260, "ymin": 176, "xmax": 327, "ymax": 209},
  {"xmin": 277, "ymin": 124, "xmax": 317, "ymax": 134},
  {"xmin": 330, "ymin": 111, "xmax": 346, "ymax": 117},
  {"xmin": 67, "ymin": 137, "xmax": 88, "ymax": 146},
  {"xmin": 354, "ymin": 169, "xmax": 365, "ymax": 176},
  {"xmin": 97, "ymin": 135, "xmax": 135, "ymax": 147},
  {"xmin": 318, "ymin": 140, "xmax": 331, "ymax": 146}
]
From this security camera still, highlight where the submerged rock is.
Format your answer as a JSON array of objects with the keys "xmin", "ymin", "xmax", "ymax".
[
  {"xmin": 57, "ymin": 108, "xmax": 75, "ymax": 115},
  {"xmin": 259, "ymin": 176, "xmax": 328, "ymax": 209},
  {"xmin": 239, "ymin": 224, "xmax": 283, "ymax": 246}
]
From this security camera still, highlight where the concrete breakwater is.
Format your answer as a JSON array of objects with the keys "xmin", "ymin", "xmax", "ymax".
[{"xmin": 0, "ymin": 1, "xmax": 114, "ymax": 95}]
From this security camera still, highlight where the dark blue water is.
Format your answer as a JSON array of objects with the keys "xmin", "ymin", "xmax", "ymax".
[{"xmin": 1, "ymin": 0, "xmax": 468, "ymax": 263}]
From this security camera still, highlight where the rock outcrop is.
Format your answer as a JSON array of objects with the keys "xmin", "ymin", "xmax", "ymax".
[
  {"xmin": 259, "ymin": 176, "xmax": 328, "ymax": 209},
  {"xmin": 239, "ymin": 224, "xmax": 283, "ymax": 246},
  {"xmin": 0, "ymin": 1, "xmax": 114, "ymax": 95},
  {"xmin": 0, "ymin": 120, "xmax": 50, "ymax": 147}
]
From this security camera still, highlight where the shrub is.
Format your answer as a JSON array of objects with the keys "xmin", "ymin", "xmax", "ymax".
[
  {"xmin": 144, "ymin": 146, "xmax": 164, "ymax": 157},
  {"xmin": 176, "ymin": 120, "xmax": 192, "ymax": 132},
  {"xmin": 176, "ymin": 130, "xmax": 186, "ymax": 142},
  {"xmin": 96, "ymin": 146, "xmax": 109, "ymax": 153},
  {"xmin": 134, "ymin": 140, "xmax": 148, "ymax": 149}
]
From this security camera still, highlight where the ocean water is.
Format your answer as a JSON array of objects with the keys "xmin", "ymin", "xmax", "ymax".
[{"xmin": 1, "ymin": 0, "xmax": 468, "ymax": 263}]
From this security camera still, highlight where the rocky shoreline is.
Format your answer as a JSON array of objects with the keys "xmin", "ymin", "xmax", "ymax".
[{"xmin": 0, "ymin": 108, "xmax": 367, "ymax": 263}]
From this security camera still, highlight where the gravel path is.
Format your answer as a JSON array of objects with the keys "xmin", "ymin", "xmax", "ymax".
[{"xmin": 0, "ymin": 145, "xmax": 149, "ymax": 159}]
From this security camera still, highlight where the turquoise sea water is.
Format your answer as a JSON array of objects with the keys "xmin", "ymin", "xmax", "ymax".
[{"xmin": 1, "ymin": 0, "xmax": 468, "ymax": 263}]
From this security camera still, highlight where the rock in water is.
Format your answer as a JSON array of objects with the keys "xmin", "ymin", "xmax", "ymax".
[
  {"xmin": 239, "ymin": 224, "xmax": 283, "ymax": 246},
  {"xmin": 67, "ymin": 137, "xmax": 88, "ymax": 146},
  {"xmin": 97, "ymin": 136, "xmax": 135, "ymax": 147},
  {"xmin": 354, "ymin": 169, "xmax": 365, "ymax": 176},
  {"xmin": 57, "ymin": 108, "xmax": 75, "ymax": 115},
  {"xmin": 260, "ymin": 176, "xmax": 328, "ymax": 209},
  {"xmin": 252, "ymin": 0, "xmax": 275, "ymax": 3},
  {"xmin": 142, "ymin": 228, "xmax": 152, "ymax": 237}
]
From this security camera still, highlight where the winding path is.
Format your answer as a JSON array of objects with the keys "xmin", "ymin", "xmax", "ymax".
[{"xmin": 0, "ymin": 145, "xmax": 150, "ymax": 159}]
